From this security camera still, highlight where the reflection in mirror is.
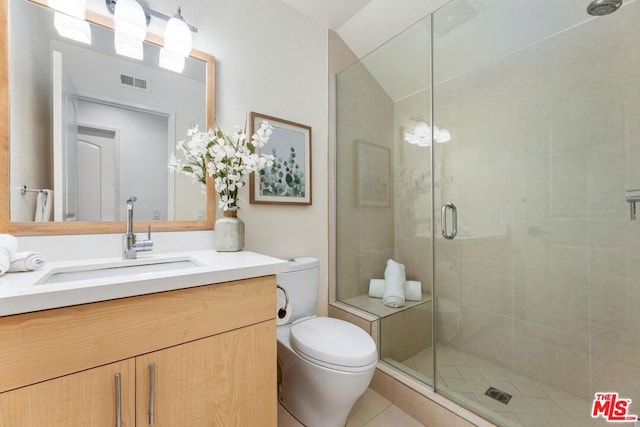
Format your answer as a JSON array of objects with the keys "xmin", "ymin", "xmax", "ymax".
[{"xmin": 4, "ymin": 0, "xmax": 215, "ymax": 233}]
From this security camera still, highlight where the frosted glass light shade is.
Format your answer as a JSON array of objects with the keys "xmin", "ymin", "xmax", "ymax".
[
  {"xmin": 53, "ymin": 11, "xmax": 91, "ymax": 44},
  {"xmin": 159, "ymin": 48, "xmax": 185, "ymax": 73},
  {"xmin": 435, "ymin": 128, "xmax": 451, "ymax": 143},
  {"xmin": 414, "ymin": 121, "xmax": 430, "ymax": 138},
  {"xmin": 413, "ymin": 121, "xmax": 432, "ymax": 146},
  {"xmin": 164, "ymin": 16, "xmax": 192, "ymax": 57},
  {"xmin": 48, "ymin": 0, "xmax": 85, "ymax": 19},
  {"xmin": 114, "ymin": 0, "xmax": 146, "ymax": 42},
  {"xmin": 114, "ymin": 32, "xmax": 143, "ymax": 60}
]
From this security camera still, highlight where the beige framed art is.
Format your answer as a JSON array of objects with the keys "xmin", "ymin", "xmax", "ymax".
[
  {"xmin": 249, "ymin": 112, "xmax": 312, "ymax": 205},
  {"xmin": 357, "ymin": 141, "xmax": 390, "ymax": 207}
]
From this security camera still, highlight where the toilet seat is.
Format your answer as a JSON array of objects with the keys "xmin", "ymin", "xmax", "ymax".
[{"xmin": 290, "ymin": 317, "xmax": 377, "ymax": 373}]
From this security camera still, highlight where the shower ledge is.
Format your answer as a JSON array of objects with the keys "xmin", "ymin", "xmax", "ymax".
[{"xmin": 340, "ymin": 293, "xmax": 431, "ymax": 318}]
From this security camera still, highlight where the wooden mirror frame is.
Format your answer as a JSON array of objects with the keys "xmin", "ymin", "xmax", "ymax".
[{"xmin": 0, "ymin": 0, "xmax": 215, "ymax": 235}]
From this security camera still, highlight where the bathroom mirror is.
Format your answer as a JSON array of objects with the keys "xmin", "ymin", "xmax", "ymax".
[{"xmin": 0, "ymin": 0, "xmax": 215, "ymax": 235}]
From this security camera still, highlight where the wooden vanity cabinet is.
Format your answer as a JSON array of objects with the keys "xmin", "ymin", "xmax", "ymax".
[
  {"xmin": 0, "ymin": 276, "xmax": 277, "ymax": 427},
  {"xmin": 0, "ymin": 359, "xmax": 136, "ymax": 426},
  {"xmin": 136, "ymin": 321, "xmax": 274, "ymax": 426}
]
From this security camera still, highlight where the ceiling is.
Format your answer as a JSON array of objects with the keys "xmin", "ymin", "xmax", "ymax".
[
  {"xmin": 282, "ymin": 0, "xmax": 449, "ymax": 58},
  {"xmin": 280, "ymin": 0, "xmax": 373, "ymax": 31},
  {"xmin": 284, "ymin": 0, "xmax": 639, "ymax": 101}
]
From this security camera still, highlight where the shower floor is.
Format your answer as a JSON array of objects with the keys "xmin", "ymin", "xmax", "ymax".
[{"xmin": 386, "ymin": 344, "xmax": 610, "ymax": 427}]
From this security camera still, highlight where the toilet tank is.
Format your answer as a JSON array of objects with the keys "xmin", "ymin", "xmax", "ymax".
[{"xmin": 276, "ymin": 257, "xmax": 319, "ymax": 323}]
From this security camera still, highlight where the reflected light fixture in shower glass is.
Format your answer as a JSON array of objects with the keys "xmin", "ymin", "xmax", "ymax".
[{"xmin": 405, "ymin": 121, "xmax": 452, "ymax": 146}]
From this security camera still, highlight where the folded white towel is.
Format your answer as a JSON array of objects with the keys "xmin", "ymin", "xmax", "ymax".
[
  {"xmin": 369, "ymin": 278, "xmax": 422, "ymax": 301},
  {"xmin": 0, "ymin": 234, "xmax": 19, "ymax": 276},
  {"xmin": 35, "ymin": 190, "xmax": 53, "ymax": 222},
  {"xmin": 383, "ymin": 259, "xmax": 406, "ymax": 308},
  {"xmin": 9, "ymin": 252, "xmax": 46, "ymax": 272}
]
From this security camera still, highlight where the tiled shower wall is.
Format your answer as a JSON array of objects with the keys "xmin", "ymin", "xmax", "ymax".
[
  {"xmin": 336, "ymin": 0, "xmax": 640, "ymax": 406},
  {"xmin": 392, "ymin": 3, "xmax": 640, "ymax": 400},
  {"xmin": 335, "ymin": 56, "xmax": 395, "ymax": 301}
]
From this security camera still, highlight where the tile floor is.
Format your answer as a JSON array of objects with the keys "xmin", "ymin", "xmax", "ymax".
[
  {"xmin": 277, "ymin": 388, "xmax": 424, "ymax": 427},
  {"xmin": 396, "ymin": 344, "xmax": 612, "ymax": 427}
]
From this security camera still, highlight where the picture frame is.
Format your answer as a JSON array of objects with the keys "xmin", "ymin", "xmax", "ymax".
[
  {"xmin": 357, "ymin": 141, "xmax": 390, "ymax": 207},
  {"xmin": 249, "ymin": 112, "xmax": 312, "ymax": 205}
]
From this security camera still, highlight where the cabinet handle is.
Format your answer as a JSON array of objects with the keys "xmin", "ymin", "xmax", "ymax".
[
  {"xmin": 149, "ymin": 363, "xmax": 156, "ymax": 425},
  {"xmin": 114, "ymin": 373, "xmax": 122, "ymax": 427}
]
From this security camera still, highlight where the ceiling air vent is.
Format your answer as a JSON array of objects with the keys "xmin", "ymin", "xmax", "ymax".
[{"xmin": 119, "ymin": 74, "xmax": 150, "ymax": 92}]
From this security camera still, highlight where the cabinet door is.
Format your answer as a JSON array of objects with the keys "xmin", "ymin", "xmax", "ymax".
[
  {"xmin": 136, "ymin": 320, "xmax": 276, "ymax": 426},
  {"xmin": 0, "ymin": 359, "xmax": 135, "ymax": 427}
]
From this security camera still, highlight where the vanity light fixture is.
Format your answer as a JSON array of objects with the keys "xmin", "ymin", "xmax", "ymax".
[
  {"xmin": 105, "ymin": 0, "xmax": 197, "ymax": 70},
  {"xmin": 113, "ymin": 0, "xmax": 147, "ymax": 60},
  {"xmin": 48, "ymin": 0, "xmax": 92, "ymax": 44}
]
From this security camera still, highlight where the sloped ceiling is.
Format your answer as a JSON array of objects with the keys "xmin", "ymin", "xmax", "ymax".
[
  {"xmin": 283, "ymin": 0, "xmax": 448, "ymax": 58},
  {"xmin": 284, "ymin": 0, "xmax": 638, "ymax": 101},
  {"xmin": 280, "ymin": 0, "xmax": 374, "ymax": 31}
]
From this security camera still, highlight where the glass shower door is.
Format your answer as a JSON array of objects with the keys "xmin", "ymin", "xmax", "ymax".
[
  {"xmin": 335, "ymin": 14, "xmax": 434, "ymax": 387},
  {"xmin": 432, "ymin": 0, "xmax": 640, "ymax": 425}
]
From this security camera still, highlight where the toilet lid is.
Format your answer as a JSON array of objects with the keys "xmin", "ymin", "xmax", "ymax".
[{"xmin": 290, "ymin": 317, "xmax": 377, "ymax": 369}]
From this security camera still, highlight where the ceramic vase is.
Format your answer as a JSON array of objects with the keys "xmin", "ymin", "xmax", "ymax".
[{"xmin": 214, "ymin": 208, "xmax": 245, "ymax": 251}]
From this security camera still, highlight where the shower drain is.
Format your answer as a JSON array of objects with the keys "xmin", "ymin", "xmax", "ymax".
[{"xmin": 484, "ymin": 386, "xmax": 512, "ymax": 405}]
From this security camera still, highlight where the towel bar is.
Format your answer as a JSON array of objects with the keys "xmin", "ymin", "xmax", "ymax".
[{"xmin": 19, "ymin": 185, "xmax": 46, "ymax": 196}]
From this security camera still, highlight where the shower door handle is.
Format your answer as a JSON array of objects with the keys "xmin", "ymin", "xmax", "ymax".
[{"xmin": 441, "ymin": 202, "xmax": 457, "ymax": 240}]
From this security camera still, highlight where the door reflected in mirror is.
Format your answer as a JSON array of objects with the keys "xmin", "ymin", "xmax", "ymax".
[{"xmin": 9, "ymin": 0, "xmax": 209, "ymax": 223}]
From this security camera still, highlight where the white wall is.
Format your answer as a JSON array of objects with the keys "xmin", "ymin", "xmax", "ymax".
[
  {"xmin": 191, "ymin": 0, "xmax": 329, "ymax": 314},
  {"xmin": 76, "ymin": 0, "xmax": 330, "ymax": 313},
  {"xmin": 10, "ymin": 0, "xmax": 328, "ymax": 314}
]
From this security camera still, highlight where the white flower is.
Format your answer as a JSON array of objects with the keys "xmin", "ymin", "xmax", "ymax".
[{"xmin": 171, "ymin": 119, "xmax": 275, "ymax": 211}]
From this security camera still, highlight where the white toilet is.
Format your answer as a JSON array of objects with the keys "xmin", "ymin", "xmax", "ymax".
[{"xmin": 277, "ymin": 258, "xmax": 378, "ymax": 427}]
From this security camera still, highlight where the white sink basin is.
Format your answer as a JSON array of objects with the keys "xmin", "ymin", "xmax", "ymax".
[{"xmin": 36, "ymin": 256, "xmax": 201, "ymax": 285}]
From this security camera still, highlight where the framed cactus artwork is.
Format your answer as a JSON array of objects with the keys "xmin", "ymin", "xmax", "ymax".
[{"xmin": 249, "ymin": 112, "xmax": 312, "ymax": 205}]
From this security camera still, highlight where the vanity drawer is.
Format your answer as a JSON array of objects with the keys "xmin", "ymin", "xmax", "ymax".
[{"xmin": 0, "ymin": 275, "xmax": 276, "ymax": 393}]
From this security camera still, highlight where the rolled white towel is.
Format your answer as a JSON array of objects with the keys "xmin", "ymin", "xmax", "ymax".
[
  {"xmin": 405, "ymin": 280, "xmax": 422, "ymax": 301},
  {"xmin": 383, "ymin": 259, "xmax": 406, "ymax": 308},
  {"xmin": 369, "ymin": 278, "xmax": 422, "ymax": 301},
  {"xmin": 9, "ymin": 252, "xmax": 46, "ymax": 272},
  {"xmin": 0, "ymin": 234, "xmax": 19, "ymax": 276}
]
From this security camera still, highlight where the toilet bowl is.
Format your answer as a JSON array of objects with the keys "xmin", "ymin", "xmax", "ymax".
[{"xmin": 276, "ymin": 258, "xmax": 378, "ymax": 427}]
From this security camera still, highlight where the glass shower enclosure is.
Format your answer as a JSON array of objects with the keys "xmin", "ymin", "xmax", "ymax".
[{"xmin": 335, "ymin": 1, "xmax": 640, "ymax": 426}]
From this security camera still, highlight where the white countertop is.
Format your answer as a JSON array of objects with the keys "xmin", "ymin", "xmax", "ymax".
[{"xmin": 0, "ymin": 250, "xmax": 289, "ymax": 316}]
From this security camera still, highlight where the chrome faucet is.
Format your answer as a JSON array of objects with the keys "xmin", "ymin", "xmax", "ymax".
[{"xmin": 123, "ymin": 196, "xmax": 153, "ymax": 259}]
